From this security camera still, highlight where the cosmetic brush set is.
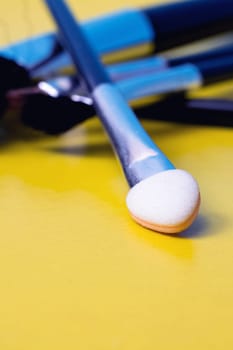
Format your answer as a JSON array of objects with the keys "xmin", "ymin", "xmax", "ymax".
[{"xmin": 1, "ymin": 0, "xmax": 233, "ymax": 233}]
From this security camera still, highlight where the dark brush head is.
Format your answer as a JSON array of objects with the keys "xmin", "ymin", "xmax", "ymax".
[
  {"xmin": 0, "ymin": 56, "xmax": 31, "ymax": 116},
  {"xmin": 20, "ymin": 92, "xmax": 233, "ymax": 135},
  {"xmin": 20, "ymin": 93, "xmax": 94, "ymax": 134},
  {"xmin": 135, "ymin": 93, "xmax": 233, "ymax": 127}
]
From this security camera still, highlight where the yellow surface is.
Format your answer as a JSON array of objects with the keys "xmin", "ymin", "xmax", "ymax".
[{"xmin": 0, "ymin": 1, "xmax": 233, "ymax": 349}]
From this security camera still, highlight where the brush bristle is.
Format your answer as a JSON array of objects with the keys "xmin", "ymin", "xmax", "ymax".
[
  {"xmin": 0, "ymin": 56, "xmax": 31, "ymax": 116},
  {"xmin": 20, "ymin": 93, "xmax": 94, "ymax": 134}
]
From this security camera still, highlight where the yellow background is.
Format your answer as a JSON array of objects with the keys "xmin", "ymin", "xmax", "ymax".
[{"xmin": 0, "ymin": 1, "xmax": 233, "ymax": 349}]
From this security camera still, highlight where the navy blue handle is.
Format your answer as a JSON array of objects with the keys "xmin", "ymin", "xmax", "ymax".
[
  {"xmin": 196, "ymin": 55, "xmax": 233, "ymax": 85},
  {"xmin": 45, "ymin": 0, "xmax": 109, "ymax": 90},
  {"xmin": 0, "ymin": 56, "xmax": 31, "ymax": 117},
  {"xmin": 135, "ymin": 94, "xmax": 233, "ymax": 128},
  {"xmin": 170, "ymin": 44, "xmax": 233, "ymax": 67},
  {"xmin": 143, "ymin": 0, "xmax": 233, "ymax": 51}
]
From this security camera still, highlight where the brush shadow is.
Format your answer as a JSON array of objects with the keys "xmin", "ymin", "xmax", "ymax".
[
  {"xmin": 84, "ymin": 120, "xmax": 194, "ymax": 140},
  {"xmin": 0, "ymin": 123, "xmax": 46, "ymax": 149},
  {"xmin": 178, "ymin": 212, "xmax": 224, "ymax": 239},
  {"xmin": 45, "ymin": 142, "xmax": 113, "ymax": 157},
  {"xmin": 178, "ymin": 215, "xmax": 209, "ymax": 238}
]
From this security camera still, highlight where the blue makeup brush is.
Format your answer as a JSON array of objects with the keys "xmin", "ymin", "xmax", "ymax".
[
  {"xmin": 1, "ymin": 0, "xmax": 233, "ymax": 105},
  {"xmin": 117, "ymin": 52, "xmax": 233, "ymax": 101},
  {"xmin": 108, "ymin": 42, "xmax": 233, "ymax": 80},
  {"xmin": 43, "ymin": 0, "xmax": 200, "ymax": 234},
  {"xmin": 2, "ymin": 0, "xmax": 233, "ymax": 77},
  {"xmin": 7, "ymin": 48, "xmax": 233, "ymax": 134},
  {"xmin": 5, "ymin": 39, "xmax": 233, "ymax": 95},
  {"xmin": 8, "ymin": 45, "xmax": 233, "ymax": 134},
  {"xmin": 18, "ymin": 92, "xmax": 233, "ymax": 135},
  {"xmin": 3, "ymin": 41, "xmax": 233, "ymax": 135}
]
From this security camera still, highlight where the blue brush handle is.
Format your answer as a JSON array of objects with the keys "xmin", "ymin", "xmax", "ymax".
[
  {"xmin": 3, "ymin": 0, "xmax": 233, "ymax": 73},
  {"xmin": 108, "ymin": 42, "xmax": 233, "ymax": 81},
  {"xmin": 170, "ymin": 43, "xmax": 233, "ymax": 67},
  {"xmin": 44, "ymin": 1, "xmax": 109, "ymax": 90},
  {"xmin": 116, "ymin": 52, "xmax": 233, "ymax": 101},
  {"xmin": 143, "ymin": 0, "xmax": 233, "ymax": 51},
  {"xmin": 44, "ymin": 0, "xmax": 175, "ymax": 186},
  {"xmin": 197, "ymin": 55, "xmax": 233, "ymax": 84}
]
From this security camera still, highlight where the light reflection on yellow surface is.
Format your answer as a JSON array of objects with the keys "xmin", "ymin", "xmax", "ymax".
[{"xmin": 0, "ymin": 1, "xmax": 233, "ymax": 350}]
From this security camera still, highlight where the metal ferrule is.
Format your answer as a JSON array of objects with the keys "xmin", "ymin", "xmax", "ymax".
[{"xmin": 92, "ymin": 83, "xmax": 175, "ymax": 187}]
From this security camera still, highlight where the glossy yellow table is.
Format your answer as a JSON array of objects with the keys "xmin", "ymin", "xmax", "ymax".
[{"xmin": 0, "ymin": 1, "xmax": 233, "ymax": 349}]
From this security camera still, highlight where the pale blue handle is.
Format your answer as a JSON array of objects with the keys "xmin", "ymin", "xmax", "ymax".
[
  {"xmin": 117, "ymin": 63, "xmax": 203, "ymax": 100},
  {"xmin": 0, "ymin": 9, "xmax": 154, "ymax": 70},
  {"xmin": 93, "ymin": 83, "xmax": 175, "ymax": 186},
  {"xmin": 108, "ymin": 56, "xmax": 166, "ymax": 79}
]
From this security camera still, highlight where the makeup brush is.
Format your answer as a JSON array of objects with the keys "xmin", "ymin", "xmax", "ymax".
[
  {"xmin": 2, "ymin": 0, "xmax": 233, "ymax": 78},
  {"xmin": 117, "ymin": 52, "xmax": 233, "ymax": 101},
  {"xmin": 8, "ymin": 41, "xmax": 233, "ymax": 134},
  {"xmin": 1, "ymin": 0, "xmax": 233, "ymax": 112},
  {"xmin": 3, "ymin": 2, "xmax": 233, "ymax": 133},
  {"xmin": 43, "ymin": 0, "xmax": 200, "ymax": 234},
  {"xmin": 3, "ymin": 40, "xmax": 233, "ymax": 104},
  {"xmin": 4, "ymin": 65, "xmax": 233, "ymax": 133},
  {"xmin": 0, "ymin": 56, "xmax": 32, "ymax": 119},
  {"xmin": 134, "ymin": 94, "xmax": 233, "ymax": 128},
  {"xmin": 17, "ymin": 91, "xmax": 233, "ymax": 136},
  {"xmin": 109, "ymin": 42, "xmax": 233, "ymax": 79},
  {"xmin": 4, "ymin": 39, "xmax": 233, "ymax": 96}
]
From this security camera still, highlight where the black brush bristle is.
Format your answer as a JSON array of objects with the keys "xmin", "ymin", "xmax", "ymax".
[
  {"xmin": 0, "ymin": 56, "xmax": 31, "ymax": 116},
  {"xmin": 20, "ymin": 93, "xmax": 95, "ymax": 134},
  {"xmin": 21, "ymin": 92, "xmax": 233, "ymax": 135},
  {"xmin": 135, "ymin": 93, "xmax": 233, "ymax": 127}
]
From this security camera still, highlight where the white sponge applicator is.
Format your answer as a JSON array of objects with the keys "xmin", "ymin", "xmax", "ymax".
[
  {"xmin": 126, "ymin": 169, "xmax": 200, "ymax": 234},
  {"xmin": 44, "ymin": 0, "xmax": 201, "ymax": 235}
]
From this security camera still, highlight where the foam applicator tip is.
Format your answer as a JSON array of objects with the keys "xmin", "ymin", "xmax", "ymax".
[{"xmin": 127, "ymin": 169, "xmax": 200, "ymax": 233}]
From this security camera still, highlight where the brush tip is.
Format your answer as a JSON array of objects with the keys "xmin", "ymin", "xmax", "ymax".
[
  {"xmin": 126, "ymin": 169, "xmax": 200, "ymax": 234},
  {"xmin": 0, "ymin": 56, "xmax": 31, "ymax": 118},
  {"xmin": 20, "ymin": 94, "xmax": 93, "ymax": 134}
]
